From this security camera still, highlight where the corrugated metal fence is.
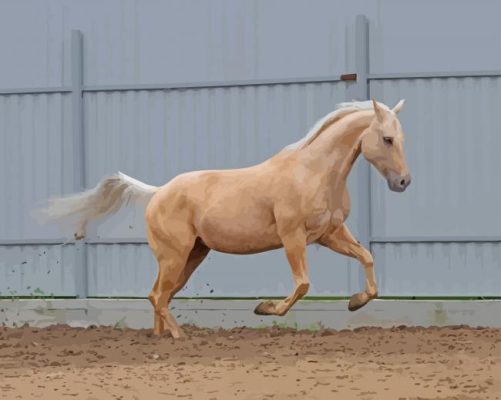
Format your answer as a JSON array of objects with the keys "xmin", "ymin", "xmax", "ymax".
[{"xmin": 0, "ymin": 8, "xmax": 500, "ymax": 298}]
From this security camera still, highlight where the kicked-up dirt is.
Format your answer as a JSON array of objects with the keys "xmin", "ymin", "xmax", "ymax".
[{"xmin": 0, "ymin": 324, "xmax": 499, "ymax": 400}]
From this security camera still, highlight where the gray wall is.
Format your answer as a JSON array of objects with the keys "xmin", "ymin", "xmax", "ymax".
[{"xmin": 1, "ymin": 0, "xmax": 500, "ymax": 298}]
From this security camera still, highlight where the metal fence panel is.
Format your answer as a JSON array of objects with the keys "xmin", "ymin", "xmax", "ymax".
[
  {"xmin": 0, "ymin": 0, "xmax": 370, "ymax": 88},
  {"xmin": 368, "ymin": 0, "xmax": 501, "ymax": 74},
  {"xmin": 2, "ymin": 1, "xmax": 501, "ymax": 89},
  {"xmin": 0, "ymin": 244, "xmax": 77, "ymax": 297},
  {"xmin": 0, "ymin": 92, "xmax": 78, "ymax": 297},
  {"xmin": 0, "ymin": 93, "xmax": 75, "ymax": 240},
  {"xmin": 370, "ymin": 77, "xmax": 501, "ymax": 238},
  {"xmin": 372, "ymin": 242, "xmax": 501, "ymax": 296},
  {"xmin": 367, "ymin": 77, "xmax": 501, "ymax": 295}
]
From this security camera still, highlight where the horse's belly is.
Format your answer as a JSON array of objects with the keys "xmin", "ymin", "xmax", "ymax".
[
  {"xmin": 208, "ymin": 237, "xmax": 283, "ymax": 255},
  {"xmin": 197, "ymin": 212, "xmax": 282, "ymax": 255}
]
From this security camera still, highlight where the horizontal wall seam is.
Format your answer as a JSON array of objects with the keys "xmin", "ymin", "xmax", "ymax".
[
  {"xmin": 368, "ymin": 70, "xmax": 501, "ymax": 80},
  {"xmin": 82, "ymin": 75, "xmax": 346, "ymax": 91},
  {"xmin": 370, "ymin": 236, "xmax": 501, "ymax": 243},
  {"xmin": 1, "ymin": 70, "xmax": 500, "ymax": 95},
  {"xmin": 0, "ymin": 87, "xmax": 72, "ymax": 95},
  {"xmin": 0, "ymin": 75, "xmax": 344, "ymax": 95}
]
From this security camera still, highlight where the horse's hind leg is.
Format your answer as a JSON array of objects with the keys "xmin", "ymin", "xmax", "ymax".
[
  {"xmin": 149, "ymin": 274, "xmax": 166, "ymax": 336},
  {"xmin": 148, "ymin": 253, "xmax": 189, "ymax": 338},
  {"xmin": 148, "ymin": 237, "xmax": 209, "ymax": 338}
]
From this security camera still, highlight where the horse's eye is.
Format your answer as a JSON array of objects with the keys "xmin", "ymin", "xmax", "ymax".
[{"xmin": 383, "ymin": 136, "xmax": 393, "ymax": 146}]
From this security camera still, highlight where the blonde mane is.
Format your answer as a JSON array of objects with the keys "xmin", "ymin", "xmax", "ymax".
[{"xmin": 285, "ymin": 100, "xmax": 390, "ymax": 150}]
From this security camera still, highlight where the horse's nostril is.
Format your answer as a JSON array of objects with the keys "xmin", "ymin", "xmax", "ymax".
[{"xmin": 400, "ymin": 179, "xmax": 406, "ymax": 186}]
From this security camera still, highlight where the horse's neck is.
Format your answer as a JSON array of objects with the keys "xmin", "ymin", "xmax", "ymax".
[{"xmin": 301, "ymin": 111, "xmax": 373, "ymax": 183}]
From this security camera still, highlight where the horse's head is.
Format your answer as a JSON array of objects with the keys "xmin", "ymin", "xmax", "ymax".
[{"xmin": 361, "ymin": 99, "xmax": 411, "ymax": 192}]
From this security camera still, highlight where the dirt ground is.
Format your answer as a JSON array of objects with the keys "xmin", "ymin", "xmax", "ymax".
[{"xmin": 0, "ymin": 324, "xmax": 499, "ymax": 400}]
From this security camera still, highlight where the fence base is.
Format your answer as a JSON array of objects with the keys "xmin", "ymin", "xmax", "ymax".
[{"xmin": 0, "ymin": 299, "xmax": 499, "ymax": 330}]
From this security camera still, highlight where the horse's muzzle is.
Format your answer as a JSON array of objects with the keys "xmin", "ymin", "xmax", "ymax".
[{"xmin": 387, "ymin": 171, "xmax": 411, "ymax": 192}]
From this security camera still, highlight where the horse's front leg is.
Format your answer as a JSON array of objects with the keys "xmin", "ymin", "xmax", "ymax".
[
  {"xmin": 318, "ymin": 223, "xmax": 378, "ymax": 311},
  {"xmin": 254, "ymin": 227, "xmax": 310, "ymax": 316}
]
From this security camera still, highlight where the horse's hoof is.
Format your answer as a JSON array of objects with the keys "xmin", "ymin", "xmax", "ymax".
[
  {"xmin": 74, "ymin": 231, "xmax": 85, "ymax": 240},
  {"xmin": 254, "ymin": 300, "xmax": 277, "ymax": 315},
  {"xmin": 169, "ymin": 329, "xmax": 183, "ymax": 339},
  {"xmin": 348, "ymin": 291, "xmax": 377, "ymax": 312}
]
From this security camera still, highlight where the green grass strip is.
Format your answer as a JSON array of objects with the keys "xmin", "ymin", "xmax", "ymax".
[{"xmin": 1, "ymin": 296, "xmax": 499, "ymax": 300}]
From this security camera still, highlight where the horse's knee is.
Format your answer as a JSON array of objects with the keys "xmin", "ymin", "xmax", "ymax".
[
  {"xmin": 364, "ymin": 255, "xmax": 374, "ymax": 267},
  {"xmin": 358, "ymin": 247, "xmax": 373, "ymax": 267}
]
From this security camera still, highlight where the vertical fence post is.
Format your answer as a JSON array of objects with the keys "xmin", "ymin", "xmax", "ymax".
[
  {"xmin": 71, "ymin": 30, "xmax": 88, "ymax": 299},
  {"xmin": 346, "ymin": 15, "xmax": 371, "ymax": 291},
  {"xmin": 353, "ymin": 15, "xmax": 371, "ymax": 250}
]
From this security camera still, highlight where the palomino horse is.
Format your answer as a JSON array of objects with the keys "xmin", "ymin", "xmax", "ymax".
[{"xmin": 38, "ymin": 99, "xmax": 411, "ymax": 338}]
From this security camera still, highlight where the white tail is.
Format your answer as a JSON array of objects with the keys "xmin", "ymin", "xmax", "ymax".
[{"xmin": 34, "ymin": 172, "xmax": 158, "ymax": 240}]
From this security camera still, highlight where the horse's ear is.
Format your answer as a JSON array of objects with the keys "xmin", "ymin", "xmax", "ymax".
[
  {"xmin": 392, "ymin": 99, "xmax": 405, "ymax": 114},
  {"xmin": 372, "ymin": 99, "xmax": 384, "ymax": 122}
]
